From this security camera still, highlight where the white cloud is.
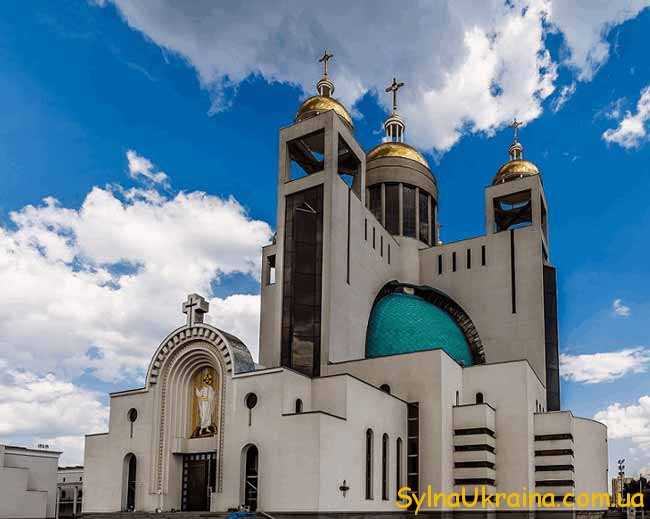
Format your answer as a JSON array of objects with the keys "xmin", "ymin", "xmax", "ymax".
[
  {"xmin": 126, "ymin": 149, "xmax": 168, "ymax": 185},
  {"xmin": 547, "ymin": 2, "xmax": 650, "ymax": 81},
  {"xmin": 551, "ymin": 82, "xmax": 576, "ymax": 112},
  {"xmin": 594, "ymin": 396, "xmax": 650, "ymax": 450},
  {"xmin": 0, "ymin": 153, "xmax": 272, "ymax": 382},
  {"xmin": 560, "ymin": 347, "xmax": 650, "ymax": 384},
  {"xmin": 603, "ymin": 85, "xmax": 650, "ymax": 149},
  {"xmin": 0, "ymin": 364, "xmax": 108, "ymax": 465},
  {"xmin": 99, "ymin": 0, "xmax": 649, "ymax": 152},
  {"xmin": 614, "ymin": 298, "xmax": 632, "ymax": 317}
]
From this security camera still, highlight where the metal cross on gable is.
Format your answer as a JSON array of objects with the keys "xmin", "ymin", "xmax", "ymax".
[
  {"xmin": 182, "ymin": 293, "xmax": 209, "ymax": 326},
  {"xmin": 385, "ymin": 77, "xmax": 405, "ymax": 112}
]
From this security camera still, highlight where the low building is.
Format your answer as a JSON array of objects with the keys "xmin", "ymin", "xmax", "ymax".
[
  {"xmin": 0, "ymin": 444, "xmax": 60, "ymax": 519},
  {"xmin": 56, "ymin": 467, "xmax": 83, "ymax": 519}
]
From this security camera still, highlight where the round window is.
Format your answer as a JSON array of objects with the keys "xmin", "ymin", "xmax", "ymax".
[
  {"xmin": 127, "ymin": 408, "xmax": 138, "ymax": 422},
  {"xmin": 245, "ymin": 393, "xmax": 258, "ymax": 410}
]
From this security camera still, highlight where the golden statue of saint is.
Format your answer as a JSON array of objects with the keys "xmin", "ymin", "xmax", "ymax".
[{"xmin": 191, "ymin": 368, "xmax": 217, "ymax": 438}]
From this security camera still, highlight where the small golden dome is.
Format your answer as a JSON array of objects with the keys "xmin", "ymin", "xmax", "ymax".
[
  {"xmin": 493, "ymin": 159, "xmax": 540, "ymax": 184},
  {"xmin": 366, "ymin": 142, "xmax": 430, "ymax": 169},
  {"xmin": 295, "ymin": 95, "xmax": 353, "ymax": 129}
]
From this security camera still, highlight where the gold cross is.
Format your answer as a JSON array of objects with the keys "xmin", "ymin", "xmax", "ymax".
[{"xmin": 385, "ymin": 77, "xmax": 405, "ymax": 111}]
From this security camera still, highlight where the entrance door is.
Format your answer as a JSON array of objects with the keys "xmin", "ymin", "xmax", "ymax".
[
  {"xmin": 182, "ymin": 453, "xmax": 216, "ymax": 511},
  {"xmin": 244, "ymin": 446, "xmax": 259, "ymax": 511},
  {"xmin": 122, "ymin": 453, "xmax": 137, "ymax": 512}
]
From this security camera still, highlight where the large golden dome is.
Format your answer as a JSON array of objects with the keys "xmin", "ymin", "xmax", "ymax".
[
  {"xmin": 366, "ymin": 142, "xmax": 430, "ymax": 169},
  {"xmin": 493, "ymin": 159, "xmax": 539, "ymax": 184},
  {"xmin": 295, "ymin": 95, "xmax": 353, "ymax": 129}
]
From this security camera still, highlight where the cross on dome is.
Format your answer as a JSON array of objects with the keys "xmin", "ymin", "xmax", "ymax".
[
  {"xmin": 385, "ymin": 77, "xmax": 405, "ymax": 112},
  {"xmin": 316, "ymin": 50, "xmax": 335, "ymax": 97},
  {"xmin": 510, "ymin": 117, "xmax": 523, "ymax": 143},
  {"xmin": 508, "ymin": 118, "xmax": 524, "ymax": 161},
  {"xmin": 318, "ymin": 50, "xmax": 333, "ymax": 77},
  {"xmin": 182, "ymin": 293, "xmax": 209, "ymax": 326}
]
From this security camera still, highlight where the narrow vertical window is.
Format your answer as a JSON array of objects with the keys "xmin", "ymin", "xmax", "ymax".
[
  {"xmin": 295, "ymin": 399, "xmax": 303, "ymax": 414},
  {"xmin": 481, "ymin": 245, "xmax": 486, "ymax": 266},
  {"xmin": 452, "ymin": 252, "xmax": 457, "ymax": 272},
  {"xmin": 382, "ymin": 433, "xmax": 389, "ymax": 500},
  {"xmin": 388, "ymin": 244, "xmax": 391, "ymax": 265},
  {"xmin": 418, "ymin": 191, "xmax": 430, "ymax": 244},
  {"xmin": 385, "ymin": 183, "xmax": 400, "ymax": 235},
  {"xmin": 380, "ymin": 235, "xmax": 384, "ymax": 257},
  {"xmin": 365, "ymin": 429, "xmax": 374, "ymax": 499},
  {"xmin": 373, "ymin": 227, "xmax": 376, "ymax": 249},
  {"xmin": 438, "ymin": 254, "xmax": 443, "ymax": 275},
  {"xmin": 455, "ymin": 391, "xmax": 459, "ymax": 405},
  {"xmin": 365, "ymin": 218, "xmax": 368, "ymax": 241},
  {"xmin": 265, "ymin": 255, "xmax": 276, "ymax": 285},
  {"xmin": 476, "ymin": 392, "xmax": 484, "ymax": 404},
  {"xmin": 403, "ymin": 185, "xmax": 416, "ymax": 238},
  {"xmin": 466, "ymin": 249, "xmax": 471, "ymax": 269},
  {"xmin": 369, "ymin": 185, "xmax": 382, "ymax": 222},
  {"xmin": 396, "ymin": 437, "xmax": 403, "ymax": 498}
]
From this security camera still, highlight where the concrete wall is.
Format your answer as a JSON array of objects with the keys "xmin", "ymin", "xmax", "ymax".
[
  {"xmin": 214, "ymin": 368, "xmax": 407, "ymax": 513},
  {"xmin": 0, "ymin": 445, "xmax": 60, "ymax": 518},
  {"xmin": 326, "ymin": 349, "xmax": 463, "ymax": 500},
  {"xmin": 83, "ymin": 389, "xmax": 154, "ymax": 513},
  {"xmin": 420, "ymin": 225, "xmax": 547, "ymax": 386},
  {"xmin": 462, "ymin": 360, "xmax": 545, "ymax": 500},
  {"xmin": 574, "ymin": 417, "xmax": 609, "ymax": 510}
]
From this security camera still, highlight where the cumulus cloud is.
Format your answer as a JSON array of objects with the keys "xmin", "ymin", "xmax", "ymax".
[
  {"xmin": 0, "ymin": 151, "xmax": 272, "ymax": 382},
  {"xmin": 126, "ymin": 149, "xmax": 169, "ymax": 185},
  {"xmin": 603, "ymin": 85, "xmax": 650, "ymax": 149},
  {"xmin": 547, "ymin": 2, "xmax": 650, "ymax": 81},
  {"xmin": 613, "ymin": 298, "xmax": 632, "ymax": 317},
  {"xmin": 560, "ymin": 347, "xmax": 650, "ymax": 384},
  {"xmin": 0, "ymin": 364, "xmax": 108, "ymax": 465},
  {"xmin": 99, "ymin": 0, "xmax": 649, "ymax": 152},
  {"xmin": 551, "ymin": 82, "xmax": 576, "ymax": 112},
  {"xmin": 594, "ymin": 396, "xmax": 650, "ymax": 451}
]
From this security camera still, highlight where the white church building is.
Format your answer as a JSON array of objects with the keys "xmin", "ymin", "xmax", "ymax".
[{"xmin": 83, "ymin": 55, "xmax": 608, "ymax": 516}]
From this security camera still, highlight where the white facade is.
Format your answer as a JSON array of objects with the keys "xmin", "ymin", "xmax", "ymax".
[
  {"xmin": 0, "ymin": 445, "xmax": 60, "ymax": 519},
  {"xmin": 84, "ymin": 71, "xmax": 608, "ymax": 516}
]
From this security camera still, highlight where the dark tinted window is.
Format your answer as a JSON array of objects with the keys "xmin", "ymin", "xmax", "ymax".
[
  {"xmin": 418, "ymin": 191, "xmax": 429, "ymax": 244},
  {"xmin": 369, "ymin": 185, "xmax": 382, "ymax": 223},
  {"xmin": 385, "ymin": 183, "xmax": 400, "ymax": 235},
  {"xmin": 403, "ymin": 185, "xmax": 416, "ymax": 238}
]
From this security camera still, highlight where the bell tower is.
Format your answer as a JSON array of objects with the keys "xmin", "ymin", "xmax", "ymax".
[
  {"xmin": 258, "ymin": 52, "xmax": 365, "ymax": 376},
  {"xmin": 483, "ymin": 120, "xmax": 560, "ymax": 410}
]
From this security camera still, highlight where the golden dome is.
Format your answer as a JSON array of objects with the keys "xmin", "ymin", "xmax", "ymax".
[
  {"xmin": 366, "ymin": 142, "xmax": 430, "ymax": 169},
  {"xmin": 295, "ymin": 95, "xmax": 353, "ymax": 129},
  {"xmin": 493, "ymin": 159, "xmax": 540, "ymax": 184}
]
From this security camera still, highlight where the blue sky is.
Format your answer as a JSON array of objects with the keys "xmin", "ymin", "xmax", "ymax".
[{"xmin": 1, "ymin": 1, "xmax": 650, "ymax": 471}]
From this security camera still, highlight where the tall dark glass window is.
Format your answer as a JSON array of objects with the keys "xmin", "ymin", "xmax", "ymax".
[
  {"xmin": 418, "ymin": 191, "xmax": 430, "ymax": 244},
  {"xmin": 385, "ymin": 183, "xmax": 400, "ymax": 235},
  {"xmin": 431, "ymin": 201, "xmax": 437, "ymax": 244},
  {"xmin": 403, "ymin": 185, "xmax": 416, "ymax": 238},
  {"xmin": 396, "ymin": 437, "xmax": 403, "ymax": 497},
  {"xmin": 281, "ymin": 185, "xmax": 323, "ymax": 377},
  {"xmin": 368, "ymin": 185, "xmax": 382, "ymax": 223},
  {"xmin": 382, "ymin": 433, "xmax": 389, "ymax": 500},
  {"xmin": 365, "ymin": 429, "xmax": 374, "ymax": 499}
]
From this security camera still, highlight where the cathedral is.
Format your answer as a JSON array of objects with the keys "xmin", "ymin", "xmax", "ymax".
[{"xmin": 83, "ymin": 54, "xmax": 609, "ymax": 516}]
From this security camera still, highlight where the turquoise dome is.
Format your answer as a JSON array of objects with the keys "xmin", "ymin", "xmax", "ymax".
[{"xmin": 366, "ymin": 292, "xmax": 473, "ymax": 366}]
